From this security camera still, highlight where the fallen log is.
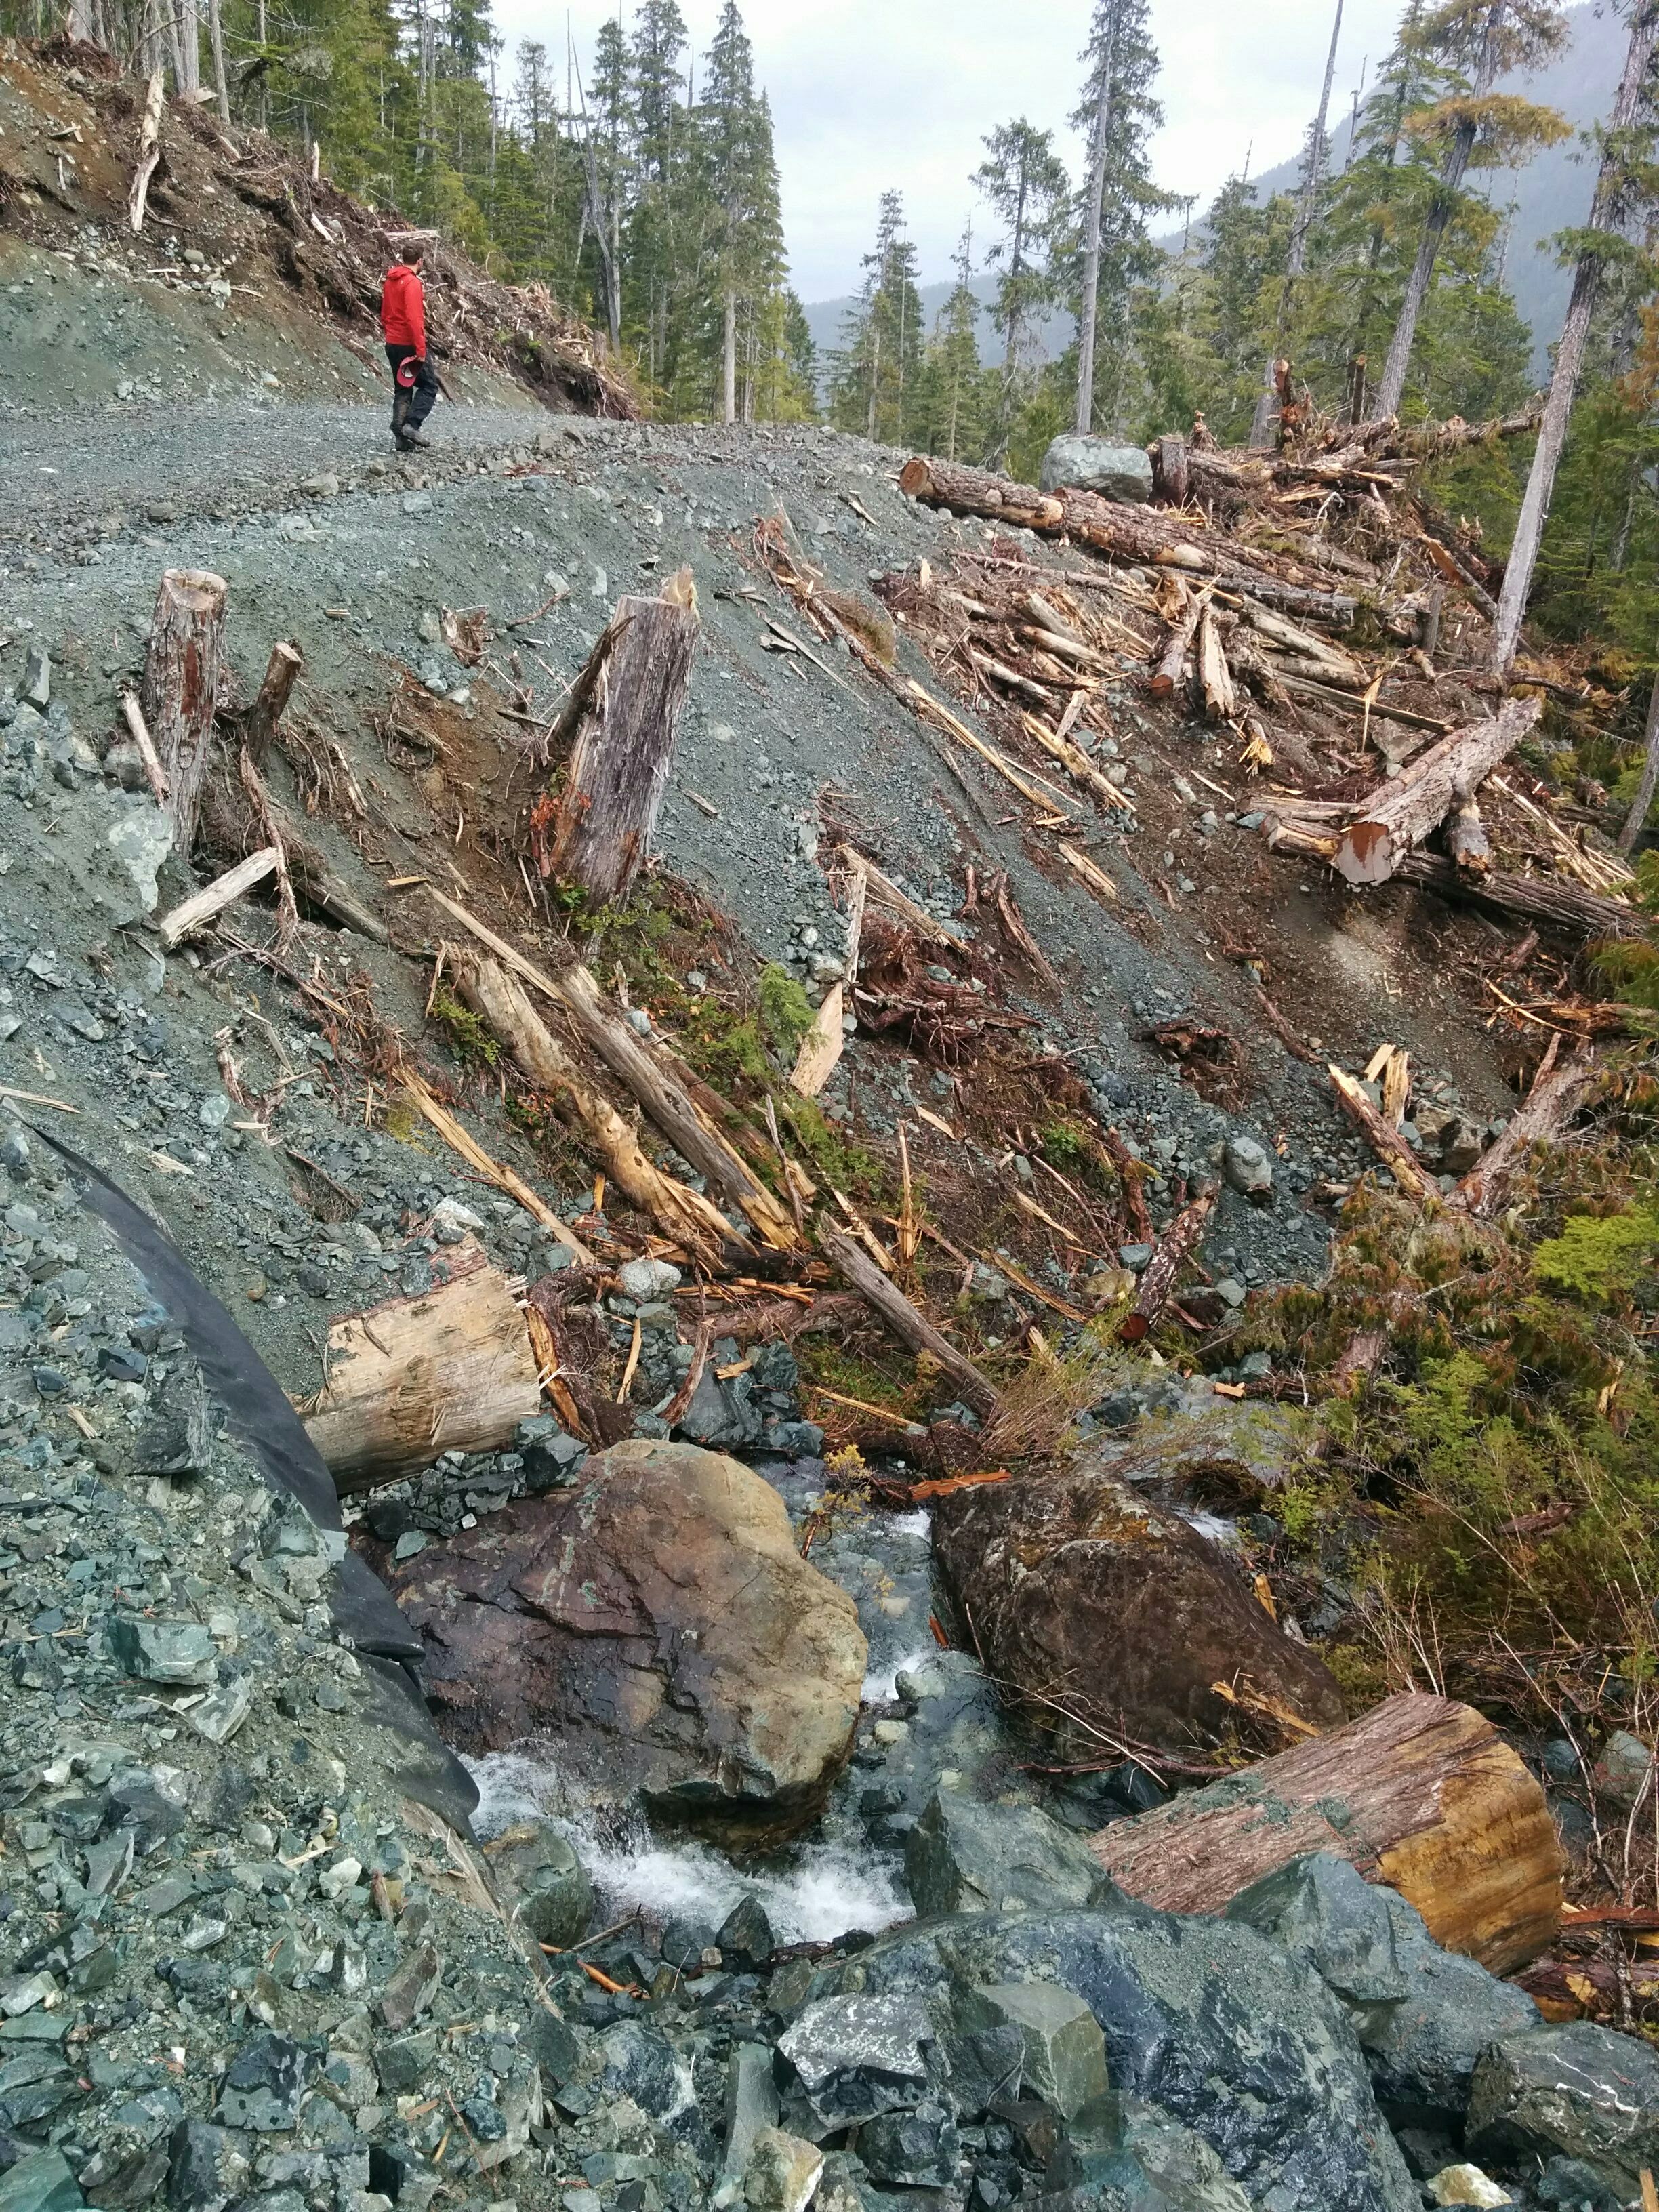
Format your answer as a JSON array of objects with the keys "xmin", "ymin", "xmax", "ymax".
[
  {"xmin": 546, "ymin": 571, "xmax": 699, "ymax": 903},
  {"xmin": 197, "ymin": 778, "xmax": 387, "ymax": 943},
  {"xmin": 117, "ymin": 690, "xmax": 169, "ymax": 806},
  {"xmin": 144, "ymin": 567, "xmax": 228, "ymax": 853},
  {"xmin": 426, "ymin": 888, "xmax": 802, "ymax": 1254},
  {"xmin": 1090, "ymin": 1691, "xmax": 1566, "ymax": 1974},
  {"xmin": 1149, "ymin": 584, "xmax": 1204, "ymax": 701},
  {"xmin": 400, "ymin": 1071, "xmax": 592, "ymax": 1259},
  {"xmin": 157, "ymin": 847, "xmax": 279, "ymax": 949},
  {"xmin": 1197, "ymin": 606, "xmax": 1237, "ymax": 722},
  {"xmin": 1456, "ymin": 1036, "xmax": 1599, "ymax": 1218},
  {"xmin": 451, "ymin": 949, "xmax": 737, "ymax": 1263},
  {"xmin": 900, "ymin": 455, "xmax": 1237, "ymax": 583},
  {"xmin": 1393, "ymin": 852, "xmax": 1646, "ymax": 939},
  {"xmin": 1237, "ymin": 597, "xmax": 1367, "ymax": 687},
  {"xmin": 1329, "ymin": 1063, "xmax": 1437, "ymax": 1203},
  {"xmin": 821, "ymin": 1227, "xmax": 999, "ymax": 1420},
  {"xmin": 302, "ymin": 1239, "xmax": 543, "ymax": 1492},
  {"xmin": 1332, "ymin": 697, "xmax": 1542, "ymax": 886},
  {"xmin": 1120, "ymin": 1184, "xmax": 1216, "ymax": 1343}
]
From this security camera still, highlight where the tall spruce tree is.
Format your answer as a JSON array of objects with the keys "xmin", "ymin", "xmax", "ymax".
[
  {"xmin": 830, "ymin": 191, "xmax": 926, "ymax": 443},
  {"xmin": 975, "ymin": 119, "xmax": 1070, "ymax": 463},
  {"xmin": 1071, "ymin": 0, "xmax": 1165, "ymax": 433}
]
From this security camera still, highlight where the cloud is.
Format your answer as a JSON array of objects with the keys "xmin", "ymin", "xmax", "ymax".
[{"xmin": 488, "ymin": 0, "xmax": 1406, "ymax": 300}]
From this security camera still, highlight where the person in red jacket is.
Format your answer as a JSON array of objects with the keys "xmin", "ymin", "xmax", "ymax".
[{"xmin": 380, "ymin": 241, "xmax": 440, "ymax": 451}]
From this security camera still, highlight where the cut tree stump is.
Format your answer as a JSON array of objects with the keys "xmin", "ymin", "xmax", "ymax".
[
  {"xmin": 452, "ymin": 948, "xmax": 737, "ymax": 1263},
  {"xmin": 243, "ymin": 640, "xmax": 304, "ymax": 764},
  {"xmin": 546, "ymin": 573, "xmax": 699, "ymax": 903},
  {"xmin": 1090, "ymin": 1691, "xmax": 1566, "ymax": 1974},
  {"xmin": 302, "ymin": 1239, "xmax": 542, "ymax": 1492},
  {"xmin": 144, "ymin": 567, "xmax": 228, "ymax": 855},
  {"xmin": 1332, "ymin": 697, "xmax": 1541, "ymax": 886}
]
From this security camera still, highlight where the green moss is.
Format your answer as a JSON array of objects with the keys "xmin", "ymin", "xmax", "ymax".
[
  {"xmin": 430, "ymin": 989, "xmax": 501, "ymax": 1073},
  {"xmin": 779, "ymin": 1095, "xmax": 886, "ymax": 1197}
]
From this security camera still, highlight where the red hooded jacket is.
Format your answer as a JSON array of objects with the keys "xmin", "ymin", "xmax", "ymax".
[{"xmin": 380, "ymin": 262, "xmax": 426, "ymax": 356}]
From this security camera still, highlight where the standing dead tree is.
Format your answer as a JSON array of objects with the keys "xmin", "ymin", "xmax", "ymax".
[
  {"xmin": 1248, "ymin": 0, "xmax": 1345, "ymax": 447},
  {"xmin": 545, "ymin": 571, "xmax": 699, "ymax": 904}
]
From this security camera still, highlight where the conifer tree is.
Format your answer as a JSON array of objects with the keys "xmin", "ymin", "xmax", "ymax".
[
  {"xmin": 975, "ymin": 119, "xmax": 1069, "ymax": 462},
  {"xmin": 1071, "ymin": 0, "xmax": 1165, "ymax": 433},
  {"xmin": 1370, "ymin": 1, "xmax": 1568, "ymax": 419},
  {"xmin": 830, "ymin": 191, "xmax": 926, "ymax": 443}
]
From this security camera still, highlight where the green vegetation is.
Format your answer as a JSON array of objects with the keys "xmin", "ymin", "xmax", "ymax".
[
  {"xmin": 757, "ymin": 964, "xmax": 815, "ymax": 1057},
  {"xmin": 428, "ymin": 988, "xmax": 501, "ymax": 1073}
]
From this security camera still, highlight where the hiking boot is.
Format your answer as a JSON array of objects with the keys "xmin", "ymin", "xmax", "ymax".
[{"xmin": 396, "ymin": 430, "xmax": 430, "ymax": 452}]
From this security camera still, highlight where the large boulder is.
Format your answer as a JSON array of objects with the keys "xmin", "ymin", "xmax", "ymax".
[
  {"xmin": 1465, "ymin": 2022, "xmax": 1659, "ymax": 2198},
  {"xmin": 816, "ymin": 1905, "xmax": 1420, "ymax": 2212},
  {"xmin": 905, "ymin": 1787, "xmax": 1116, "ymax": 1918},
  {"xmin": 389, "ymin": 1439, "xmax": 867, "ymax": 1847},
  {"xmin": 1227, "ymin": 1852, "xmax": 1539, "ymax": 2120},
  {"xmin": 1040, "ymin": 434, "xmax": 1154, "ymax": 503},
  {"xmin": 932, "ymin": 1457, "xmax": 1344, "ymax": 1756}
]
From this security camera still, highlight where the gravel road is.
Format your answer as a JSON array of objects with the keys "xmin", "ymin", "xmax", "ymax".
[{"xmin": 0, "ymin": 391, "xmax": 547, "ymax": 546}]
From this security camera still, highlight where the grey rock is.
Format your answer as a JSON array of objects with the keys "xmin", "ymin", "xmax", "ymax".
[
  {"xmin": 857, "ymin": 2101, "xmax": 960, "ymax": 2187},
  {"xmin": 723, "ymin": 2042, "xmax": 780, "ymax": 2179},
  {"xmin": 595, "ymin": 2019, "xmax": 693, "ymax": 2123},
  {"xmin": 106, "ymin": 1618, "xmax": 218, "ymax": 1687},
  {"xmin": 106, "ymin": 808, "xmax": 174, "ymax": 914},
  {"xmin": 1223, "ymin": 1132, "xmax": 1273, "ymax": 1197},
  {"xmin": 777, "ymin": 1992, "xmax": 934, "ymax": 2129},
  {"xmin": 1593, "ymin": 1729, "xmax": 1652, "ymax": 1804},
  {"xmin": 185, "ymin": 1677, "xmax": 252, "ymax": 1747},
  {"xmin": 618, "ymin": 1256, "xmax": 682, "ymax": 1303},
  {"xmin": 905, "ymin": 1789, "xmax": 1115, "ymax": 1919},
  {"xmin": 300, "ymin": 472, "xmax": 338, "ymax": 500},
  {"xmin": 822, "ymin": 1908, "xmax": 1418, "ymax": 2212},
  {"xmin": 402, "ymin": 492, "xmax": 434, "ymax": 516},
  {"xmin": 0, "ymin": 2151, "xmax": 80, "ymax": 2212},
  {"xmin": 964, "ymin": 1982, "xmax": 1109, "ymax": 2119},
  {"xmin": 1466, "ymin": 2022, "xmax": 1659, "ymax": 2198},
  {"xmin": 1039, "ymin": 436, "xmax": 1154, "ymax": 504},
  {"xmin": 742, "ymin": 2127, "xmax": 823, "ymax": 2212},
  {"xmin": 1534, "ymin": 2155, "xmax": 1622, "ymax": 2209},
  {"xmin": 211, "ymin": 2032, "xmax": 317, "ymax": 2132},
  {"xmin": 1107, "ymin": 2100, "xmax": 1255, "ymax": 2210},
  {"xmin": 379, "ymin": 1944, "xmax": 441, "ymax": 2030},
  {"xmin": 375, "ymin": 2032, "xmax": 436, "ymax": 2097},
  {"xmin": 19, "ymin": 649, "xmax": 49, "ymax": 713},
  {"xmin": 480, "ymin": 1820, "xmax": 593, "ymax": 1948},
  {"xmin": 165, "ymin": 2121, "xmax": 251, "ymax": 2212},
  {"xmin": 516, "ymin": 1416, "xmax": 588, "ymax": 1492},
  {"xmin": 1227, "ymin": 1854, "xmax": 1538, "ymax": 2116},
  {"xmin": 717, "ymin": 1893, "xmax": 775, "ymax": 1969}
]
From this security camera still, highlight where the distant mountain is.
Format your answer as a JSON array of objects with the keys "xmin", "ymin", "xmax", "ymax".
[{"xmin": 799, "ymin": 3, "xmax": 1620, "ymax": 390}]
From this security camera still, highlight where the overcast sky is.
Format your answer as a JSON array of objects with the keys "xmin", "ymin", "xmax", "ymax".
[{"xmin": 486, "ymin": 0, "xmax": 1409, "ymax": 300}]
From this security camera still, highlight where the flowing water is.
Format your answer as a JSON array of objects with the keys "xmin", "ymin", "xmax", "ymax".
[{"xmin": 463, "ymin": 1469, "xmax": 958, "ymax": 1947}]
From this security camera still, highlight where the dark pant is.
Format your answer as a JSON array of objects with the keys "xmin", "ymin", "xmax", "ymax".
[{"xmin": 386, "ymin": 344, "xmax": 438, "ymax": 437}]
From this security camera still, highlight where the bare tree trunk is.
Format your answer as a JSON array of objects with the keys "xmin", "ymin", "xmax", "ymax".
[
  {"xmin": 176, "ymin": 0, "xmax": 200, "ymax": 96},
  {"xmin": 143, "ymin": 568, "xmax": 226, "ymax": 855},
  {"xmin": 1373, "ymin": 4, "xmax": 1507, "ymax": 422},
  {"xmin": 1250, "ymin": 0, "xmax": 1344, "ymax": 447},
  {"xmin": 207, "ymin": 0, "xmax": 230, "ymax": 120},
  {"xmin": 67, "ymin": 0, "xmax": 96, "ymax": 39},
  {"xmin": 1492, "ymin": 1, "xmax": 1659, "ymax": 673},
  {"xmin": 127, "ymin": 68, "xmax": 165, "ymax": 233},
  {"xmin": 546, "ymin": 577, "xmax": 699, "ymax": 904},
  {"xmin": 1074, "ymin": 3, "xmax": 1118, "ymax": 436},
  {"xmin": 1618, "ymin": 665, "xmax": 1659, "ymax": 852},
  {"xmin": 722, "ymin": 287, "xmax": 737, "ymax": 425}
]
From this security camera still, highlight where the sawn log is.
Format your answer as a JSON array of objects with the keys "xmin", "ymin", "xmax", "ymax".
[
  {"xmin": 1332, "ymin": 697, "xmax": 1541, "ymax": 886},
  {"xmin": 1090, "ymin": 1690, "xmax": 1566, "ymax": 1974},
  {"xmin": 302, "ymin": 1238, "xmax": 543, "ymax": 1492}
]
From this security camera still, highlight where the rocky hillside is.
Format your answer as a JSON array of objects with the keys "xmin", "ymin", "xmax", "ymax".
[
  {"xmin": 0, "ymin": 75, "xmax": 1655, "ymax": 2207},
  {"xmin": 0, "ymin": 37, "xmax": 636, "ymax": 419}
]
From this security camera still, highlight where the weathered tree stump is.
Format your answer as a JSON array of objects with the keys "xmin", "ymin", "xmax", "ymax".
[
  {"xmin": 546, "ymin": 573, "xmax": 699, "ymax": 903},
  {"xmin": 243, "ymin": 640, "xmax": 304, "ymax": 765},
  {"xmin": 143, "ymin": 567, "xmax": 228, "ymax": 854},
  {"xmin": 1090, "ymin": 1692, "xmax": 1566, "ymax": 1973}
]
